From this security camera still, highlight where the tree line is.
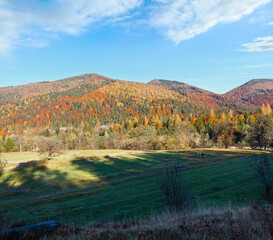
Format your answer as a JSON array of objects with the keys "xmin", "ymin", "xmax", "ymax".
[{"xmin": 1, "ymin": 103, "xmax": 273, "ymax": 152}]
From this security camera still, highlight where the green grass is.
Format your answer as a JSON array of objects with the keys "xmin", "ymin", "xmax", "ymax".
[{"xmin": 0, "ymin": 149, "xmax": 272, "ymax": 225}]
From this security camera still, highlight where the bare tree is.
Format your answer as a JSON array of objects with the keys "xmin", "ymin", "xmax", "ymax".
[
  {"xmin": 160, "ymin": 164, "xmax": 193, "ymax": 212},
  {"xmin": 253, "ymin": 154, "xmax": 273, "ymax": 203},
  {"xmin": 38, "ymin": 137, "xmax": 63, "ymax": 159}
]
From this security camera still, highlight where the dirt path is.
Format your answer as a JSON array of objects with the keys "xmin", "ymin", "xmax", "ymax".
[{"xmin": 106, "ymin": 151, "xmax": 146, "ymax": 157}]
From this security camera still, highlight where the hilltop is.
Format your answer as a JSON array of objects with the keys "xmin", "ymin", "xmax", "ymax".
[
  {"xmin": 226, "ymin": 78, "xmax": 273, "ymax": 106},
  {"xmin": 148, "ymin": 79, "xmax": 254, "ymax": 109},
  {"xmin": 0, "ymin": 73, "xmax": 116, "ymax": 105}
]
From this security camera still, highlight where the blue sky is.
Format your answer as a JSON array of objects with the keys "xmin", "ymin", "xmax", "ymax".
[{"xmin": 0, "ymin": 0, "xmax": 273, "ymax": 93}]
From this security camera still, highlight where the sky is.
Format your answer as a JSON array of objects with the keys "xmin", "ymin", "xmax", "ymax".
[{"xmin": 0, "ymin": 0, "xmax": 273, "ymax": 93}]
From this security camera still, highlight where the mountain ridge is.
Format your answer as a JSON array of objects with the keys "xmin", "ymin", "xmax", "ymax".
[
  {"xmin": 1, "ymin": 74, "xmax": 273, "ymax": 109},
  {"xmin": 225, "ymin": 78, "xmax": 273, "ymax": 106},
  {"xmin": 1, "ymin": 73, "xmax": 273, "ymax": 131},
  {"xmin": 0, "ymin": 73, "xmax": 117, "ymax": 105},
  {"xmin": 148, "ymin": 78, "xmax": 254, "ymax": 109},
  {"xmin": 1, "ymin": 74, "xmax": 273, "ymax": 96}
]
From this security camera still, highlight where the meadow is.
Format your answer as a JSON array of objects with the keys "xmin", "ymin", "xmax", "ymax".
[{"xmin": 0, "ymin": 149, "xmax": 272, "ymax": 226}]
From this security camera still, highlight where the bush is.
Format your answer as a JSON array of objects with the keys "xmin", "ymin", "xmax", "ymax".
[
  {"xmin": 253, "ymin": 154, "xmax": 273, "ymax": 203},
  {"xmin": 2, "ymin": 138, "xmax": 16, "ymax": 152},
  {"xmin": 0, "ymin": 207, "xmax": 10, "ymax": 231},
  {"xmin": 160, "ymin": 164, "xmax": 193, "ymax": 212},
  {"xmin": 38, "ymin": 137, "xmax": 63, "ymax": 159},
  {"xmin": 0, "ymin": 152, "xmax": 6, "ymax": 173}
]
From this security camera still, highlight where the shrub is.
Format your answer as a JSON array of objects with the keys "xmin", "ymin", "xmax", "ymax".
[
  {"xmin": 0, "ymin": 207, "xmax": 10, "ymax": 231},
  {"xmin": 160, "ymin": 164, "xmax": 193, "ymax": 212},
  {"xmin": 0, "ymin": 152, "xmax": 6, "ymax": 173},
  {"xmin": 38, "ymin": 137, "xmax": 63, "ymax": 159},
  {"xmin": 253, "ymin": 154, "xmax": 273, "ymax": 203},
  {"xmin": 2, "ymin": 138, "xmax": 16, "ymax": 152}
]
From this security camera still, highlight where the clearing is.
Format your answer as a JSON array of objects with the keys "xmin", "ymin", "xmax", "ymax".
[{"xmin": 0, "ymin": 149, "xmax": 272, "ymax": 225}]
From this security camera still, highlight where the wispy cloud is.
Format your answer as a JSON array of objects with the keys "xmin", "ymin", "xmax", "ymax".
[
  {"xmin": 241, "ymin": 63, "xmax": 273, "ymax": 68},
  {"xmin": 150, "ymin": 0, "xmax": 270, "ymax": 44},
  {"xmin": 240, "ymin": 36, "xmax": 273, "ymax": 52},
  {"xmin": 0, "ymin": 0, "xmax": 142, "ymax": 55},
  {"xmin": 268, "ymin": 22, "xmax": 273, "ymax": 25},
  {"xmin": 0, "ymin": 0, "xmax": 271, "ymax": 55}
]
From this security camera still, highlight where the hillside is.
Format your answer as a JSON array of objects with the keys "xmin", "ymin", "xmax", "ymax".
[
  {"xmin": 148, "ymin": 79, "xmax": 254, "ymax": 110},
  {"xmin": 1, "ymin": 74, "xmax": 273, "ymax": 131},
  {"xmin": 0, "ymin": 79, "xmax": 207, "ymax": 130},
  {"xmin": 0, "ymin": 73, "xmax": 116, "ymax": 106},
  {"xmin": 226, "ymin": 79, "xmax": 273, "ymax": 105}
]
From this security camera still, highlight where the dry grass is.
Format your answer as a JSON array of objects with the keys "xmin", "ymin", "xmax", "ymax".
[{"xmin": 6, "ymin": 204, "xmax": 271, "ymax": 240}]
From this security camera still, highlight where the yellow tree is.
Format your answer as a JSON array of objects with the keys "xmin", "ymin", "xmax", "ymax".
[
  {"xmin": 210, "ymin": 108, "xmax": 215, "ymax": 118},
  {"xmin": 174, "ymin": 114, "xmax": 181, "ymax": 126},
  {"xmin": 228, "ymin": 109, "xmax": 233, "ymax": 119},
  {"xmin": 261, "ymin": 104, "xmax": 266, "ymax": 115},
  {"xmin": 95, "ymin": 119, "xmax": 101, "ymax": 130},
  {"xmin": 220, "ymin": 112, "xmax": 226, "ymax": 121},
  {"xmin": 265, "ymin": 103, "xmax": 272, "ymax": 115}
]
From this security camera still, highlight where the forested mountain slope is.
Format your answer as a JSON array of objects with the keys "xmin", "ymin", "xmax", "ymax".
[
  {"xmin": 0, "ymin": 79, "xmax": 208, "ymax": 130},
  {"xmin": 1, "ymin": 74, "xmax": 273, "ymax": 132},
  {"xmin": 148, "ymin": 79, "xmax": 255, "ymax": 110},
  {"xmin": 226, "ymin": 79, "xmax": 273, "ymax": 106},
  {"xmin": 0, "ymin": 73, "xmax": 116, "ymax": 106}
]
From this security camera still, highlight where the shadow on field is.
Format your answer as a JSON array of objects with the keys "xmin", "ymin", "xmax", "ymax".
[
  {"xmin": 70, "ymin": 151, "xmax": 195, "ymax": 187},
  {"xmin": 70, "ymin": 150, "xmax": 214, "ymax": 175},
  {"xmin": 1, "ymin": 160, "xmax": 77, "ymax": 194},
  {"xmin": 68, "ymin": 150, "xmax": 264, "ymax": 194},
  {"xmin": 0, "ymin": 150, "xmax": 257, "ymax": 195},
  {"xmin": 0, "ymin": 150, "xmax": 271, "ymax": 226}
]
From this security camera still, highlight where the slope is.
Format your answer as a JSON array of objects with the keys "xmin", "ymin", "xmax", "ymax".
[
  {"xmin": 0, "ymin": 73, "xmax": 116, "ymax": 106},
  {"xmin": 226, "ymin": 79, "xmax": 273, "ymax": 106},
  {"xmin": 148, "ymin": 79, "xmax": 253, "ymax": 110},
  {"xmin": 0, "ymin": 80, "xmax": 207, "ymax": 130}
]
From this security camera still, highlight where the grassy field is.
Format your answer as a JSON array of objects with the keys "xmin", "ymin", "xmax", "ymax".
[{"xmin": 0, "ymin": 149, "xmax": 272, "ymax": 225}]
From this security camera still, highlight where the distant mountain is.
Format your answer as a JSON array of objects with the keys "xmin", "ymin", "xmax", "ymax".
[
  {"xmin": 0, "ymin": 73, "xmax": 116, "ymax": 106},
  {"xmin": 226, "ymin": 79, "xmax": 273, "ymax": 106},
  {"xmin": 148, "ymin": 79, "xmax": 253, "ymax": 110},
  {"xmin": 0, "ymin": 77, "xmax": 207, "ymax": 130},
  {"xmin": 0, "ymin": 74, "xmax": 272, "ymax": 130}
]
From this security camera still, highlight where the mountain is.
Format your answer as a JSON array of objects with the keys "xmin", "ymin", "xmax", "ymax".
[
  {"xmin": 0, "ymin": 73, "xmax": 116, "ymax": 106},
  {"xmin": 0, "ymin": 76, "xmax": 206, "ymax": 130},
  {"xmin": 0, "ymin": 74, "xmax": 272, "ymax": 131},
  {"xmin": 148, "ymin": 79, "xmax": 253, "ymax": 110},
  {"xmin": 226, "ymin": 79, "xmax": 273, "ymax": 106}
]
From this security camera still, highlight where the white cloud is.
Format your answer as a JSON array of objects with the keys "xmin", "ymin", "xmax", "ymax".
[
  {"xmin": 268, "ymin": 22, "xmax": 273, "ymax": 25},
  {"xmin": 241, "ymin": 63, "xmax": 273, "ymax": 68},
  {"xmin": 240, "ymin": 36, "xmax": 273, "ymax": 52},
  {"xmin": 0, "ymin": 0, "xmax": 272, "ymax": 55},
  {"xmin": 0, "ymin": 0, "xmax": 142, "ymax": 55},
  {"xmin": 150, "ymin": 0, "xmax": 271, "ymax": 44}
]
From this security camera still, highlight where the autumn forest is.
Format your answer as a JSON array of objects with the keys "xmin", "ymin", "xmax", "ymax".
[{"xmin": 0, "ymin": 74, "xmax": 273, "ymax": 153}]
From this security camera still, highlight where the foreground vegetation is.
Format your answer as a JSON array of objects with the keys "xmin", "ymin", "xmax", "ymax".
[
  {"xmin": 42, "ymin": 204, "xmax": 273, "ymax": 240},
  {"xmin": 0, "ymin": 149, "xmax": 272, "ymax": 227}
]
